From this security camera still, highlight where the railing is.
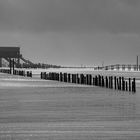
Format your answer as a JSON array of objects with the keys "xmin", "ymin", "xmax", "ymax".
[{"xmin": 94, "ymin": 64, "xmax": 140, "ymax": 71}]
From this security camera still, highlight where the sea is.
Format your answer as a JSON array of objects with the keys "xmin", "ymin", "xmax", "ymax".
[{"xmin": 0, "ymin": 68, "xmax": 140, "ymax": 139}]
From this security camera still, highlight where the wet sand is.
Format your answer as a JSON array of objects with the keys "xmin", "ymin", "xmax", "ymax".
[{"xmin": 0, "ymin": 73, "xmax": 140, "ymax": 139}]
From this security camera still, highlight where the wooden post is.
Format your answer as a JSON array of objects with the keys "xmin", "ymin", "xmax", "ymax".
[
  {"xmin": 48, "ymin": 72, "xmax": 50, "ymax": 80},
  {"xmin": 86, "ymin": 74, "xmax": 88, "ymax": 85},
  {"xmin": 106, "ymin": 76, "xmax": 108, "ymax": 88},
  {"xmin": 60, "ymin": 72, "xmax": 63, "ymax": 82},
  {"xmin": 77, "ymin": 75, "xmax": 80, "ymax": 84},
  {"xmin": 64, "ymin": 73, "xmax": 67, "ymax": 82},
  {"xmin": 122, "ymin": 77, "xmax": 125, "ymax": 91},
  {"xmin": 46, "ymin": 73, "xmax": 48, "ymax": 80},
  {"xmin": 117, "ymin": 78, "xmax": 119, "ymax": 90},
  {"xmin": 41, "ymin": 72, "xmax": 42, "ymax": 79},
  {"xmin": 114, "ymin": 76, "xmax": 116, "ymax": 90},
  {"xmin": 98, "ymin": 75, "xmax": 100, "ymax": 86},
  {"xmin": 55, "ymin": 73, "xmax": 57, "ymax": 80},
  {"xmin": 80, "ymin": 74, "xmax": 84, "ymax": 84},
  {"xmin": 95, "ymin": 76, "xmax": 98, "ymax": 86},
  {"xmin": 132, "ymin": 78, "xmax": 136, "ymax": 93},
  {"xmin": 72, "ymin": 74, "xmax": 74, "ymax": 83},
  {"xmin": 110, "ymin": 76, "xmax": 112, "ymax": 89},
  {"xmin": 68, "ymin": 73, "xmax": 71, "ymax": 83},
  {"xmin": 119, "ymin": 77, "xmax": 122, "ymax": 90},
  {"xmin": 109, "ymin": 76, "xmax": 111, "ymax": 88},
  {"xmin": 42, "ymin": 72, "xmax": 46, "ymax": 79},
  {"xmin": 99, "ymin": 75, "xmax": 102, "ymax": 86},
  {"xmin": 53, "ymin": 72, "xmax": 55, "ymax": 80},
  {"xmin": 57, "ymin": 73, "xmax": 59, "ymax": 81},
  {"xmin": 129, "ymin": 78, "xmax": 131, "ymax": 92},
  {"xmin": 111, "ymin": 76, "xmax": 113, "ymax": 89},
  {"xmin": 30, "ymin": 71, "xmax": 32, "ymax": 77},
  {"xmin": 49, "ymin": 73, "xmax": 52, "ymax": 80},
  {"xmin": 84, "ymin": 75, "xmax": 86, "ymax": 84},
  {"xmin": 89, "ymin": 74, "xmax": 92, "ymax": 85},
  {"xmin": 74, "ymin": 74, "xmax": 77, "ymax": 83},
  {"xmin": 102, "ymin": 76, "xmax": 104, "ymax": 87},
  {"xmin": 126, "ymin": 81, "xmax": 128, "ymax": 91},
  {"xmin": 93, "ymin": 77, "xmax": 95, "ymax": 85}
]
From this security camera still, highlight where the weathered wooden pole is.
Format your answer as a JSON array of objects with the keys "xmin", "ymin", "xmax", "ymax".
[
  {"xmin": 106, "ymin": 76, "xmax": 108, "ymax": 88},
  {"xmin": 76, "ymin": 74, "xmax": 80, "ymax": 84},
  {"xmin": 111, "ymin": 76, "xmax": 113, "ymax": 89},
  {"xmin": 80, "ymin": 74, "xmax": 83, "ymax": 84},
  {"xmin": 89, "ymin": 74, "xmax": 92, "ymax": 85},
  {"xmin": 64, "ymin": 73, "xmax": 67, "ymax": 82},
  {"xmin": 72, "ymin": 74, "xmax": 74, "ymax": 83},
  {"xmin": 84, "ymin": 75, "xmax": 86, "ymax": 84},
  {"xmin": 102, "ymin": 76, "xmax": 104, "ymax": 87},
  {"xmin": 109, "ymin": 76, "xmax": 111, "ymax": 88},
  {"xmin": 68, "ymin": 73, "xmax": 71, "ymax": 83},
  {"xmin": 132, "ymin": 78, "xmax": 136, "ymax": 93},
  {"xmin": 56, "ymin": 73, "xmax": 59, "ymax": 80},
  {"xmin": 46, "ymin": 73, "xmax": 48, "ymax": 80},
  {"xmin": 114, "ymin": 76, "xmax": 117, "ymax": 90},
  {"xmin": 119, "ymin": 77, "xmax": 122, "ymax": 90},
  {"xmin": 86, "ymin": 74, "xmax": 88, "ymax": 85},
  {"xmin": 60, "ymin": 72, "xmax": 63, "ymax": 82},
  {"xmin": 74, "ymin": 74, "xmax": 77, "ymax": 83},
  {"xmin": 126, "ymin": 81, "xmax": 128, "ymax": 91},
  {"xmin": 95, "ymin": 76, "xmax": 98, "ymax": 86},
  {"xmin": 117, "ymin": 78, "xmax": 119, "ymax": 90},
  {"xmin": 122, "ymin": 77, "xmax": 125, "ymax": 91},
  {"xmin": 41, "ymin": 72, "xmax": 43, "ymax": 79},
  {"xmin": 77, "ymin": 77, "xmax": 79, "ymax": 84},
  {"xmin": 98, "ymin": 75, "xmax": 101, "ymax": 86},
  {"xmin": 93, "ymin": 77, "xmax": 95, "ymax": 85},
  {"xmin": 129, "ymin": 78, "xmax": 131, "ymax": 92},
  {"xmin": 30, "ymin": 71, "xmax": 32, "ymax": 77}
]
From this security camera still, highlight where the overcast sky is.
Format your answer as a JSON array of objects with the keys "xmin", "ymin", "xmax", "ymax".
[{"xmin": 0, "ymin": 0, "xmax": 140, "ymax": 66}]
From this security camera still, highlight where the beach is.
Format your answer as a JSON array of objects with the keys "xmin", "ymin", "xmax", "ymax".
[{"xmin": 0, "ymin": 70, "xmax": 140, "ymax": 139}]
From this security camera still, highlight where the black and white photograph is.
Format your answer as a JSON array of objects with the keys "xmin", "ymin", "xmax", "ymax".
[{"xmin": 0, "ymin": 0, "xmax": 140, "ymax": 139}]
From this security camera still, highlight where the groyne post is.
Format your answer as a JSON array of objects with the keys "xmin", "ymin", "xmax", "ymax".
[
  {"xmin": 106, "ymin": 76, "xmax": 108, "ymax": 88},
  {"xmin": 60, "ymin": 72, "xmax": 63, "ymax": 82},
  {"xmin": 126, "ymin": 81, "xmax": 128, "ymax": 91},
  {"xmin": 114, "ymin": 76, "xmax": 117, "ymax": 90},
  {"xmin": 132, "ymin": 78, "xmax": 136, "ymax": 93},
  {"xmin": 129, "ymin": 78, "xmax": 131, "ymax": 92},
  {"xmin": 119, "ymin": 77, "xmax": 122, "ymax": 90},
  {"xmin": 68, "ymin": 73, "xmax": 71, "ymax": 83}
]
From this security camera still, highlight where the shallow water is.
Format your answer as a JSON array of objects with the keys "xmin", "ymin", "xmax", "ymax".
[{"xmin": 0, "ymin": 73, "xmax": 140, "ymax": 139}]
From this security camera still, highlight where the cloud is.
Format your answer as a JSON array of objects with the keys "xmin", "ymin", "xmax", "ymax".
[
  {"xmin": 0, "ymin": 0, "xmax": 140, "ymax": 34},
  {"xmin": 120, "ymin": 0, "xmax": 140, "ymax": 6}
]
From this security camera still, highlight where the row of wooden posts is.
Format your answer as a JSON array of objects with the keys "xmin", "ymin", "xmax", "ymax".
[
  {"xmin": 13, "ymin": 70, "xmax": 32, "ymax": 77},
  {"xmin": 0, "ymin": 68, "xmax": 32, "ymax": 77},
  {"xmin": 41, "ymin": 72, "xmax": 136, "ymax": 93}
]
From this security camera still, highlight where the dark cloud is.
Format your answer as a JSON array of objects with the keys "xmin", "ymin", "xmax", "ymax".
[{"xmin": 0, "ymin": 0, "xmax": 140, "ymax": 33}]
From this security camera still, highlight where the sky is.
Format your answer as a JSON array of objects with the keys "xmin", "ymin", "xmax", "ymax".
[{"xmin": 0, "ymin": 0, "xmax": 140, "ymax": 66}]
